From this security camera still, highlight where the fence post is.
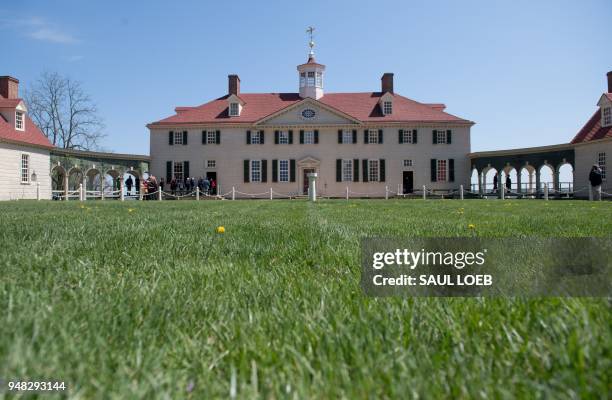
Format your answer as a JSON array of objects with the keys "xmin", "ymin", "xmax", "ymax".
[
  {"xmin": 544, "ymin": 184, "xmax": 549, "ymax": 201},
  {"xmin": 270, "ymin": 187, "xmax": 273, "ymax": 200},
  {"xmin": 120, "ymin": 185, "xmax": 124, "ymax": 201},
  {"xmin": 397, "ymin": 183, "xmax": 401, "ymax": 197},
  {"xmin": 196, "ymin": 186, "xmax": 200, "ymax": 201},
  {"xmin": 460, "ymin": 185, "xmax": 464, "ymax": 200},
  {"xmin": 158, "ymin": 188, "xmax": 162, "ymax": 201},
  {"xmin": 423, "ymin": 185, "xmax": 427, "ymax": 200},
  {"xmin": 139, "ymin": 189, "xmax": 143, "ymax": 201},
  {"xmin": 79, "ymin": 183, "xmax": 84, "ymax": 201},
  {"xmin": 385, "ymin": 186, "xmax": 389, "ymax": 200},
  {"xmin": 101, "ymin": 187, "xmax": 105, "ymax": 201},
  {"xmin": 232, "ymin": 186, "xmax": 235, "ymax": 200},
  {"xmin": 345, "ymin": 187, "xmax": 349, "ymax": 200}
]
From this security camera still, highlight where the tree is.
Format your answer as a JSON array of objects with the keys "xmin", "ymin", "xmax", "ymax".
[{"xmin": 25, "ymin": 72, "xmax": 105, "ymax": 150}]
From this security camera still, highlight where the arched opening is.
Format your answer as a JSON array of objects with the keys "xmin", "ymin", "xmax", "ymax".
[
  {"xmin": 470, "ymin": 168, "xmax": 479, "ymax": 192},
  {"xmin": 104, "ymin": 169, "xmax": 121, "ymax": 198},
  {"xmin": 557, "ymin": 163, "xmax": 574, "ymax": 193},
  {"xmin": 68, "ymin": 168, "xmax": 83, "ymax": 194},
  {"xmin": 519, "ymin": 165, "xmax": 536, "ymax": 194},
  {"xmin": 503, "ymin": 166, "xmax": 518, "ymax": 194},
  {"xmin": 123, "ymin": 170, "xmax": 141, "ymax": 198},
  {"xmin": 483, "ymin": 167, "xmax": 499, "ymax": 194},
  {"xmin": 51, "ymin": 165, "xmax": 66, "ymax": 191},
  {"xmin": 539, "ymin": 164, "xmax": 554, "ymax": 192},
  {"xmin": 85, "ymin": 169, "xmax": 102, "ymax": 196}
]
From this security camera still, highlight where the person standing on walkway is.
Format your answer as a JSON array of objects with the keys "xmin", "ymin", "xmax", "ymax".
[
  {"xmin": 125, "ymin": 175, "xmax": 133, "ymax": 196},
  {"xmin": 589, "ymin": 164, "xmax": 603, "ymax": 201}
]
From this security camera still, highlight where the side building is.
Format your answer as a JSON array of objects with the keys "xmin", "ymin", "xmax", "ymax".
[
  {"xmin": 0, "ymin": 76, "xmax": 53, "ymax": 201},
  {"xmin": 148, "ymin": 52, "xmax": 474, "ymax": 197}
]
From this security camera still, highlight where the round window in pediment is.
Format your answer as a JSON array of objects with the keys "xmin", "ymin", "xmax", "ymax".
[{"xmin": 301, "ymin": 109, "xmax": 316, "ymax": 120}]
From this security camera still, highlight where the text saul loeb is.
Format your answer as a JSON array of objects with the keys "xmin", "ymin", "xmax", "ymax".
[{"xmin": 371, "ymin": 249, "xmax": 493, "ymax": 287}]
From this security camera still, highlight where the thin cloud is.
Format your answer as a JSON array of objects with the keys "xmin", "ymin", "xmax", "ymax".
[{"xmin": 0, "ymin": 16, "xmax": 79, "ymax": 44}]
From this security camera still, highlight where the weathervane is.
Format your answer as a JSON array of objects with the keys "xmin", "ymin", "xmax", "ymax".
[{"xmin": 306, "ymin": 26, "xmax": 315, "ymax": 56}]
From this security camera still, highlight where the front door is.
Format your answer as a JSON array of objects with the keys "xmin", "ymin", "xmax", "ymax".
[
  {"xmin": 303, "ymin": 168, "xmax": 315, "ymax": 194},
  {"xmin": 206, "ymin": 172, "xmax": 217, "ymax": 195},
  {"xmin": 403, "ymin": 171, "xmax": 414, "ymax": 194}
]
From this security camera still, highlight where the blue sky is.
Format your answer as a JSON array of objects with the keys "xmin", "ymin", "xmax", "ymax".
[{"xmin": 1, "ymin": 0, "xmax": 611, "ymax": 155}]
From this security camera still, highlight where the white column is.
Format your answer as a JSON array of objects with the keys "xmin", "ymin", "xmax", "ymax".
[
  {"xmin": 196, "ymin": 186, "xmax": 200, "ymax": 201},
  {"xmin": 64, "ymin": 175, "xmax": 69, "ymax": 201},
  {"xmin": 158, "ymin": 187, "xmax": 162, "ymax": 201},
  {"xmin": 79, "ymin": 183, "xmax": 84, "ymax": 201},
  {"xmin": 544, "ymin": 183, "xmax": 549, "ymax": 201},
  {"xmin": 120, "ymin": 180, "xmax": 125, "ymax": 202},
  {"xmin": 308, "ymin": 173, "xmax": 318, "ymax": 202},
  {"xmin": 423, "ymin": 185, "xmax": 427, "ymax": 200}
]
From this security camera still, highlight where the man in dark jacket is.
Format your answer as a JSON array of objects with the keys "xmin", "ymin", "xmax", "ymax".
[
  {"xmin": 125, "ymin": 176, "xmax": 133, "ymax": 196},
  {"xmin": 589, "ymin": 164, "xmax": 603, "ymax": 201}
]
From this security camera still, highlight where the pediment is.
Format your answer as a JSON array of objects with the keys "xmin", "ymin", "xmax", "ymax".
[
  {"xmin": 597, "ymin": 94, "xmax": 611, "ymax": 107},
  {"xmin": 298, "ymin": 156, "xmax": 321, "ymax": 166},
  {"xmin": 256, "ymin": 98, "xmax": 360, "ymax": 126}
]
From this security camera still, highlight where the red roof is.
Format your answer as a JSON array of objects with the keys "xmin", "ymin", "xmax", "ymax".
[
  {"xmin": 570, "ymin": 108, "xmax": 612, "ymax": 144},
  {"xmin": 0, "ymin": 99, "xmax": 54, "ymax": 149},
  {"xmin": 150, "ymin": 92, "xmax": 471, "ymax": 126}
]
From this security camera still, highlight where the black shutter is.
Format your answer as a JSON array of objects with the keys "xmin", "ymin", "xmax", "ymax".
[
  {"xmin": 362, "ymin": 159, "xmax": 369, "ymax": 182},
  {"xmin": 364, "ymin": 129, "xmax": 368, "ymax": 144},
  {"xmin": 183, "ymin": 161, "xmax": 190, "ymax": 177},
  {"xmin": 288, "ymin": 130, "xmax": 293, "ymax": 144},
  {"xmin": 433, "ymin": 130, "xmax": 437, "ymax": 144},
  {"xmin": 272, "ymin": 159, "xmax": 278, "ymax": 182},
  {"xmin": 169, "ymin": 131, "xmax": 174, "ymax": 145},
  {"xmin": 183, "ymin": 131, "xmax": 188, "ymax": 145},
  {"xmin": 378, "ymin": 129, "xmax": 383, "ymax": 144},
  {"xmin": 353, "ymin": 159, "xmax": 359, "ymax": 182},
  {"xmin": 202, "ymin": 131, "xmax": 206, "ymax": 145},
  {"xmin": 314, "ymin": 130, "xmax": 319, "ymax": 144},
  {"xmin": 289, "ymin": 159, "xmax": 296, "ymax": 182},
  {"xmin": 244, "ymin": 160, "xmax": 250, "ymax": 182},
  {"xmin": 446, "ymin": 130, "xmax": 452, "ymax": 144},
  {"xmin": 338, "ymin": 130, "xmax": 342, "ymax": 143},
  {"xmin": 336, "ymin": 159, "xmax": 342, "ymax": 182},
  {"xmin": 246, "ymin": 130, "xmax": 251, "ymax": 145},
  {"xmin": 352, "ymin": 130, "xmax": 357, "ymax": 144},
  {"xmin": 262, "ymin": 159, "xmax": 267, "ymax": 182},
  {"xmin": 449, "ymin": 159, "xmax": 455, "ymax": 182},
  {"xmin": 399, "ymin": 129, "xmax": 404, "ymax": 144},
  {"xmin": 215, "ymin": 130, "xmax": 220, "ymax": 144},
  {"xmin": 274, "ymin": 130, "xmax": 279, "ymax": 144},
  {"xmin": 166, "ymin": 161, "xmax": 172, "ymax": 182},
  {"xmin": 260, "ymin": 130, "xmax": 265, "ymax": 144},
  {"xmin": 299, "ymin": 130, "xmax": 304, "ymax": 144},
  {"xmin": 431, "ymin": 159, "xmax": 437, "ymax": 182},
  {"xmin": 413, "ymin": 129, "xmax": 418, "ymax": 144},
  {"xmin": 379, "ymin": 159, "xmax": 386, "ymax": 182}
]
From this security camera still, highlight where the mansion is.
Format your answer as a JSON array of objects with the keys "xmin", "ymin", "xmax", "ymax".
[{"xmin": 148, "ymin": 52, "xmax": 474, "ymax": 196}]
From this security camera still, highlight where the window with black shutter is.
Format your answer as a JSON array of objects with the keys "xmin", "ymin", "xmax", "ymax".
[
  {"xmin": 246, "ymin": 130, "xmax": 251, "ymax": 144},
  {"xmin": 262, "ymin": 160, "xmax": 267, "ymax": 182},
  {"xmin": 336, "ymin": 159, "xmax": 342, "ymax": 182},
  {"xmin": 449, "ymin": 159, "xmax": 455, "ymax": 182},
  {"xmin": 433, "ymin": 130, "xmax": 438, "ymax": 144},
  {"xmin": 215, "ymin": 130, "xmax": 220, "ymax": 144},
  {"xmin": 399, "ymin": 129, "xmax": 404, "ymax": 144},
  {"xmin": 274, "ymin": 130, "xmax": 279, "ymax": 144},
  {"xmin": 166, "ymin": 161, "xmax": 172, "ymax": 181},
  {"xmin": 431, "ymin": 159, "xmax": 437, "ymax": 182},
  {"xmin": 446, "ymin": 130, "xmax": 452, "ymax": 144},
  {"xmin": 338, "ymin": 130, "xmax": 342, "ymax": 143},
  {"xmin": 289, "ymin": 160, "xmax": 296, "ymax": 182},
  {"xmin": 183, "ymin": 161, "xmax": 190, "ymax": 177},
  {"xmin": 353, "ymin": 158, "xmax": 359, "ymax": 181},
  {"xmin": 299, "ymin": 130, "xmax": 304, "ymax": 144},
  {"xmin": 202, "ymin": 131, "xmax": 206, "ymax": 145},
  {"xmin": 169, "ymin": 131, "xmax": 174, "ymax": 145},
  {"xmin": 183, "ymin": 131, "xmax": 188, "ymax": 145},
  {"xmin": 363, "ymin": 129, "xmax": 368, "ymax": 144},
  {"xmin": 362, "ymin": 159, "xmax": 368, "ymax": 182},
  {"xmin": 272, "ymin": 159, "xmax": 278, "ymax": 182},
  {"xmin": 288, "ymin": 130, "xmax": 293, "ymax": 144},
  {"xmin": 260, "ymin": 130, "xmax": 265, "ymax": 144},
  {"xmin": 352, "ymin": 130, "xmax": 357, "ymax": 144},
  {"xmin": 244, "ymin": 160, "xmax": 250, "ymax": 182},
  {"xmin": 378, "ymin": 129, "xmax": 383, "ymax": 144},
  {"xmin": 413, "ymin": 129, "xmax": 418, "ymax": 144},
  {"xmin": 314, "ymin": 130, "xmax": 319, "ymax": 144},
  {"xmin": 379, "ymin": 159, "xmax": 386, "ymax": 182}
]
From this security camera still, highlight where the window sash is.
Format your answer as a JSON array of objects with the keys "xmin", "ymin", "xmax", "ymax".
[
  {"xmin": 279, "ymin": 160, "xmax": 289, "ymax": 182},
  {"xmin": 342, "ymin": 130, "xmax": 353, "ymax": 144},
  {"xmin": 300, "ymin": 73, "xmax": 306, "ymax": 87},
  {"xmin": 303, "ymin": 130, "xmax": 314, "ymax": 144},
  {"xmin": 402, "ymin": 130, "xmax": 413, "ymax": 144},
  {"xmin": 251, "ymin": 160, "xmax": 262, "ymax": 182},
  {"xmin": 229, "ymin": 103, "xmax": 239, "ymax": 116},
  {"xmin": 342, "ymin": 159, "xmax": 353, "ymax": 182},
  {"xmin": 206, "ymin": 131, "xmax": 216, "ymax": 144},
  {"xmin": 368, "ymin": 129, "xmax": 379, "ymax": 144},
  {"xmin": 403, "ymin": 159, "xmax": 413, "ymax": 167},
  {"xmin": 207, "ymin": 160, "xmax": 216, "ymax": 168},
  {"xmin": 307, "ymin": 72, "xmax": 315, "ymax": 86},
  {"xmin": 279, "ymin": 131, "xmax": 289, "ymax": 144},
  {"xmin": 604, "ymin": 108, "xmax": 611, "ymax": 126},
  {"xmin": 21, "ymin": 154, "xmax": 29, "ymax": 183},
  {"xmin": 437, "ymin": 131, "xmax": 447, "ymax": 144},
  {"xmin": 368, "ymin": 160, "xmax": 379, "ymax": 182},
  {"xmin": 251, "ymin": 131, "xmax": 261, "ymax": 144},
  {"xmin": 383, "ymin": 101, "xmax": 392, "ymax": 114},
  {"xmin": 316, "ymin": 72, "xmax": 323, "ymax": 87},
  {"xmin": 15, "ymin": 112, "xmax": 24, "ymax": 130},
  {"xmin": 173, "ymin": 132, "xmax": 183, "ymax": 145},
  {"xmin": 437, "ymin": 159, "xmax": 447, "ymax": 182},
  {"xmin": 598, "ymin": 152, "xmax": 607, "ymax": 180},
  {"xmin": 173, "ymin": 162, "xmax": 184, "ymax": 181}
]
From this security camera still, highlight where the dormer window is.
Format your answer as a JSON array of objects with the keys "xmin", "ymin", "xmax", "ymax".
[
  {"xmin": 229, "ymin": 102, "xmax": 239, "ymax": 117},
  {"xmin": 383, "ymin": 101, "xmax": 392, "ymax": 115},
  {"xmin": 15, "ymin": 111, "xmax": 24, "ymax": 131},
  {"xmin": 603, "ymin": 107, "xmax": 611, "ymax": 127}
]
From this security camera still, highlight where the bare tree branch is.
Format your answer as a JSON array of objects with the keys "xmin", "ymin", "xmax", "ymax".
[{"xmin": 24, "ymin": 72, "xmax": 105, "ymax": 150}]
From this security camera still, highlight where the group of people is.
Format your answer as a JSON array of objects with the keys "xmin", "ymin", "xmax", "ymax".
[{"xmin": 168, "ymin": 176, "xmax": 216, "ymax": 195}]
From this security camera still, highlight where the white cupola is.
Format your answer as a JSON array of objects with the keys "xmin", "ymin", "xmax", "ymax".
[{"xmin": 297, "ymin": 27, "xmax": 325, "ymax": 100}]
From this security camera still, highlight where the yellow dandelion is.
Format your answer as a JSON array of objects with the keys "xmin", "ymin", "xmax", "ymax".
[
  {"xmin": 216, "ymin": 226, "xmax": 225, "ymax": 234},
  {"xmin": 80, "ymin": 204, "xmax": 85, "ymax": 209},
  {"xmin": 128, "ymin": 208, "xmax": 135, "ymax": 213},
  {"xmin": 468, "ymin": 223, "xmax": 476, "ymax": 229}
]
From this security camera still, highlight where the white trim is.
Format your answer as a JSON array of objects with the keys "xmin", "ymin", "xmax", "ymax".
[{"xmin": 15, "ymin": 111, "xmax": 24, "ymax": 131}]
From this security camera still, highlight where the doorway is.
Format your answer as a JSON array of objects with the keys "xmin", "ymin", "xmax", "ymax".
[
  {"xmin": 303, "ymin": 168, "xmax": 315, "ymax": 194},
  {"xmin": 206, "ymin": 171, "xmax": 217, "ymax": 195},
  {"xmin": 403, "ymin": 171, "xmax": 414, "ymax": 194}
]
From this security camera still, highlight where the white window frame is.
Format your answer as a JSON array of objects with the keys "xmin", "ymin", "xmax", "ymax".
[
  {"xmin": 402, "ymin": 130, "xmax": 413, "ymax": 144},
  {"xmin": 403, "ymin": 159, "xmax": 413, "ymax": 167},
  {"xmin": 250, "ymin": 130, "xmax": 261, "ymax": 144},
  {"xmin": 342, "ymin": 129, "xmax": 353, "ymax": 144},
  {"xmin": 278, "ymin": 131, "xmax": 289, "ymax": 144},
  {"xmin": 206, "ymin": 130, "xmax": 216, "ymax": 144},
  {"xmin": 21, "ymin": 154, "xmax": 29, "ymax": 183},
  {"xmin": 342, "ymin": 159, "xmax": 353, "ymax": 182},
  {"xmin": 300, "ymin": 72, "xmax": 306, "ymax": 88},
  {"xmin": 173, "ymin": 131, "xmax": 183, "ymax": 145},
  {"xmin": 207, "ymin": 160, "xmax": 216, "ymax": 169},
  {"xmin": 603, "ymin": 107, "xmax": 611, "ymax": 127},
  {"xmin": 303, "ymin": 130, "xmax": 314, "ymax": 144},
  {"xmin": 316, "ymin": 72, "xmax": 323, "ymax": 88},
  {"xmin": 229, "ymin": 102, "xmax": 239, "ymax": 116},
  {"xmin": 598, "ymin": 152, "xmax": 606, "ymax": 181},
  {"xmin": 250, "ymin": 160, "xmax": 262, "ymax": 182},
  {"xmin": 368, "ymin": 129, "xmax": 379, "ymax": 144},
  {"xmin": 368, "ymin": 159, "xmax": 380, "ymax": 182},
  {"xmin": 307, "ymin": 71, "xmax": 315, "ymax": 87},
  {"xmin": 173, "ymin": 161, "xmax": 184, "ymax": 181},
  {"xmin": 15, "ymin": 111, "xmax": 24, "ymax": 131},
  {"xmin": 437, "ymin": 130, "xmax": 447, "ymax": 144},
  {"xmin": 279, "ymin": 159, "xmax": 289, "ymax": 182},
  {"xmin": 383, "ymin": 101, "xmax": 392, "ymax": 115},
  {"xmin": 437, "ymin": 159, "xmax": 447, "ymax": 182}
]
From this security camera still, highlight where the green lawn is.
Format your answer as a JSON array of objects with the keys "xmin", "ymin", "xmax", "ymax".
[{"xmin": 1, "ymin": 199, "xmax": 611, "ymax": 399}]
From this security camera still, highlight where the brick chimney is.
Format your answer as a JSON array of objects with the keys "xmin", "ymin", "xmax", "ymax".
[
  {"xmin": 607, "ymin": 71, "xmax": 612, "ymax": 93},
  {"xmin": 228, "ymin": 74, "xmax": 240, "ymax": 96},
  {"xmin": 381, "ymin": 73, "xmax": 394, "ymax": 94},
  {"xmin": 0, "ymin": 76, "xmax": 19, "ymax": 99}
]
